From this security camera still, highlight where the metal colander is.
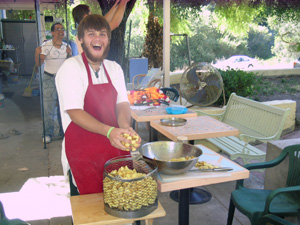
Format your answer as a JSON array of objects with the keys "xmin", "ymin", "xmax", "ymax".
[{"xmin": 103, "ymin": 155, "xmax": 158, "ymax": 218}]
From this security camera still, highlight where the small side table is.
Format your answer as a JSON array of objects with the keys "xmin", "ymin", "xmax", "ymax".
[{"xmin": 70, "ymin": 193, "xmax": 166, "ymax": 225}]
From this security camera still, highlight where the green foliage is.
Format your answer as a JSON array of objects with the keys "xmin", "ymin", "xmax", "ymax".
[
  {"xmin": 268, "ymin": 16, "xmax": 300, "ymax": 61},
  {"xmin": 214, "ymin": 0, "xmax": 265, "ymax": 38},
  {"xmin": 215, "ymin": 69, "xmax": 259, "ymax": 106},
  {"xmin": 169, "ymin": 6, "xmax": 251, "ymax": 71},
  {"xmin": 267, "ymin": 3, "xmax": 300, "ymax": 21},
  {"xmin": 247, "ymin": 26, "xmax": 274, "ymax": 59},
  {"xmin": 5, "ymin": 10, "xmax": 35, "ymax": 20},
  {"xmin": 126, "ymin": 1, "xmax": 279, "ymax": 71},
  {"xmin": 125, "ymin": 1, "xmax": 148, "ymax": 57},
  {"xmin": 5, "ymin": 1, "xmax": 102, "ymax": 42},
  {"xmin": 42, "ymin": 1, "xmax": 101, "ymax": 41}
]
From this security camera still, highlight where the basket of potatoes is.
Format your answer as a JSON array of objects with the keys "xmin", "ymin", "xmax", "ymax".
[{"xmin": 103, "ymin": 155, "xmax": 158, "ymax": 218}]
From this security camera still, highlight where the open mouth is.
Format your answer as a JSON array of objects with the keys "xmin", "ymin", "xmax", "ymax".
[{"xmin": 93, "ymin": 44, "xmax": 102, "ymax": 51}]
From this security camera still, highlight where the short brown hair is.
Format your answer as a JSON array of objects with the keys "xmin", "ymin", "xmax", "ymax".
[
  {"xmin": 77, "ymin": 14, "xmax": 111, "ymax": 41},
  {"xmin": 72, "ymin": 4, "xmax": 90, "ymax": 25}
]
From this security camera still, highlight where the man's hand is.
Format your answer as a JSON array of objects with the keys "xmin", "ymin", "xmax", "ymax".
[
  {"xmin": 35, "ymin": 46, "xmax": 45, "ymax": 66},
  {"xmin": 112, "ymin": 0, "xmax": 121, "ymax": 8},
  {"xmin": 122, "ymin": 127, "xmax": 142, "ymax": 151},
  {"xmin": 35, "ymin": 46, "xmax": 41, "ymax": 56},
  {"xmin": 108, "ymin": 127, "xmax": 141, "ymax": 151},
  {"xmin": 66, "ymin": 46, "xmax": 72, "ymax": 58}
]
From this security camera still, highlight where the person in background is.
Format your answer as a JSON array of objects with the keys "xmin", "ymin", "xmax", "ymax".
[
  {"xmin": 55, "ymin": 14, "xmax": 140, "ymax": 195},
  {"xmin": 72, "ymin": 0, "xmax": 130, "ymax": 55},
  {"xmin": 35, "ymin": 22, "xmax": 72, "ymax": 144}
]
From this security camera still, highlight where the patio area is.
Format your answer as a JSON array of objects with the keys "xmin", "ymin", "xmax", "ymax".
[{"xmin": 0, "ymin": 76, "xmax": 299, "ymax": 225}]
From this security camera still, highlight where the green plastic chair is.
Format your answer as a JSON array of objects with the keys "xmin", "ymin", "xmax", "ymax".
[
  {"xmin": 227, "ymin": 144, "xmax": 300, "ymax": 225},
  {"xmin": 0, "ymin": 201, "xmax": 29, "ymax": 225},
  {"xmin": 259, "ymin": 214, "xmax": 297, "ymax": 225}
]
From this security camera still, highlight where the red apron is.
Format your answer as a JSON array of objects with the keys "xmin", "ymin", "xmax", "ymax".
[{"xmin": 65, "ymin": 52, "xmax": 129, "ymax": 195}]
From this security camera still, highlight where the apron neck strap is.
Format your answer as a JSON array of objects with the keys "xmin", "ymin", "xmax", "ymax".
[
  {"xmin": 81, "ymin": 52, "xmax": 93, "ymax": 85},
  {"xmin": 81, "ymin": 52, "xmax": 111, "ymax": 84}
]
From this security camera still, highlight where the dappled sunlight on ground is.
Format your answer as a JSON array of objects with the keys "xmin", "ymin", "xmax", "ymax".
[{"xmin": 0, "ymin": 176, "xmax": 71, "ymax": 221}]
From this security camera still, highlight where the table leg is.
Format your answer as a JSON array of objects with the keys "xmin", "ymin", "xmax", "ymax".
[
  {"xmin": 132, "ymin": 119, "xmax": 137, "ymax": 131},
  {"xmin": 150, "ymin": 127, "xmax": 158, "ymax": 142},
  {"xmin": 178, "ymin": 188, "xmax": 190, "ymax": 225},
  {"xmin": 145, "ymin": 219, "xmax": 153, "ymax": 225},
  {"xmin": 170, "ymin": 188, "xmax": 212, "ymax": 205},
  {"xmin": 170, "ymin": 140, "xmax": 212, "ymax": 205}
]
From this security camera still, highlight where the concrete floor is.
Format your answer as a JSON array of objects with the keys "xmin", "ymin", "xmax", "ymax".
[{"xmin": 0, "ymin": 76, "xmax": 299, "ymax": 225}]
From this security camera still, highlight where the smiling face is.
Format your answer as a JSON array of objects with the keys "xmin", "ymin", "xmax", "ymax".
[
  {"xmin": 81, "ymin": 28, "xmax": 110, "ymax": 63},
  {"xmin": 51, "ymin": 23, "xmax": 65, "ymax": 41},
  {"xmin": 77, "ymin": 14, "xmax": 111, "ymax": 64}
]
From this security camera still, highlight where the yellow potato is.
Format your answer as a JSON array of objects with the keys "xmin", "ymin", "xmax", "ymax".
[
  {"xmin": 195, "ymin": 161, "xmax": 218, "ymax": 169},
  {"xmin": 169, "ymin": 156, "xmax": 196, "ymax": 162},
  {"xmin": 121, "ymin": 133, "xmax": 140, "ymax": 151},
  {"xmin": 103, "ymin": 166, "xmax": 157, "ymax": 211}
]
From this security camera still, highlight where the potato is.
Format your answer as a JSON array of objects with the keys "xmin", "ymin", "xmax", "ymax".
[
  {"xmin": 103, "ymin": 166, "xmax": 157, "ymax": 211},
  {"xmin": 121, "ymin": 133, "xmax": 140, "ymax": 151},
  {"xmin": 169, "ymin": 156, "xmax": 196, "ymax": 162},
  {"xmin": 195, "ymin": 161, "xmax": 218, "ymax": 169}
]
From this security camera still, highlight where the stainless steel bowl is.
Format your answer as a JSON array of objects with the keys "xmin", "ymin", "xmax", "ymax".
[{"xmin": 139, "ymin": 141, "xmax": 202, "ymax": 175}]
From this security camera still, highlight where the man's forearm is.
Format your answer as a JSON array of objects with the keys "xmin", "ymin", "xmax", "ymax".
[
  {"xmin": 67, "ymin": 109, "xmax": 112, "ymax": 136},
  {"xmin": 104, "ymin": 1, "xmax": 119, "ymax": 24},
  {"xmin": 108, "ymin": 0, "xmax": 128, "ymax": 30},
  {"xmin": 35, "ymin": 54, "xmax": 42, "ymax": 66},
  {"xmin": 35, "ymin": 54, "xmax": 45, "ymax": 67},
  {"xmin": 116, "ymin": 102, "xmax": 132, "ymax": 129}
]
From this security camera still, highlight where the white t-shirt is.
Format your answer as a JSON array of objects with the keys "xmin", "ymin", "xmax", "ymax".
[
  {"xmin": 41, "ymin": 40, "xmax": 70, "ymax": 74},
  {"xmin": 55, "ymin": 55, "xmax": 129, "ymax": 177}
]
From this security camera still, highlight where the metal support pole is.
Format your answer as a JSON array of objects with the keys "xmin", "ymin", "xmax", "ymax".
[
  {"xmin": 64, "ymin": 0, "xmax": 69, "ymax": 44},
  {"xmin": 163, "ymin": 0, "xmax": 170, "ymax": 87},
  {"xmin": 170, "ymin": 33, "xmax": 192, "ymax": 67},
  {"xmin": 185, "ymin": 35, "xmax": 192, "ymax": 66},
  {"xmin": 179, "ymin": 188, "xmax": 190, "ymax": 225},
  {"xmin": 35, "ymin": 0, "xmax": 47, "ymax": 149}
]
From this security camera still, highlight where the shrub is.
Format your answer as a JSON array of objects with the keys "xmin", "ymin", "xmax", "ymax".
[{"xmin": 215, "ymin": 69, "xmax": 260, "ymax": 106}]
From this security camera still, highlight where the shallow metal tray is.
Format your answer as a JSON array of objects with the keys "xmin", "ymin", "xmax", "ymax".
[{"xmin": 160, "ymin": 117, "xmax": 187, "ymax": 126}]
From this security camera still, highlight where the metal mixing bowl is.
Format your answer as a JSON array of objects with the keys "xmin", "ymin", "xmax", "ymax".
[{"xmin": 139, "ymin": 141, "xmax": 203, "ymax": 175}]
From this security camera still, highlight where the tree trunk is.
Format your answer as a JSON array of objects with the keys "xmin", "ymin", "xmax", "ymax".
[{"xmin": 97, "ymin": 0, "xmax": 137, "ymax": 75}]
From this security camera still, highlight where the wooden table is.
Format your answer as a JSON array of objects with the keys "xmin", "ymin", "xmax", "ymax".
[
  {"xmin": 150, "ymin": 116, "xmax": 239, "ymax": 142},
  {"xmin": 158, "ymin": 145, "xmax": 249, "ymax": 225},
  {"xmin": 150, "ymin": 116, "xmax": 240, "ymax": 225},
  {"xmin": 130, "ymin": 105, "xmax": 197, "ymax": 140},
  {"xmin": 70, "ymin": 193, "xmax": 166, "ymax": 225},
  {"xmin": 131, "ymin": 106, "xmax": 197, "ymax": 122}
]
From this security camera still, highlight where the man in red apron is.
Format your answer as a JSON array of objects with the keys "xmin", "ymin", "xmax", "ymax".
[{"xmin": 55, "ymin": 14, "xmax": 141, "ymax": 195}]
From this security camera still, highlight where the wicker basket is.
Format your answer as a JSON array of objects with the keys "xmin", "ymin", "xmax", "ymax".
[{"xmin": 103, "ymin": 155, "xmax": 158, "ymax": 218}]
